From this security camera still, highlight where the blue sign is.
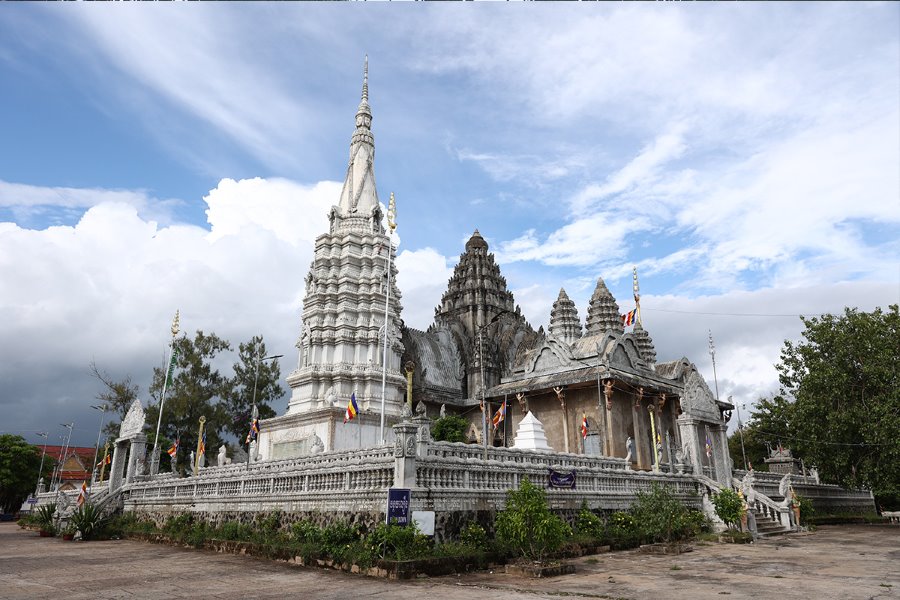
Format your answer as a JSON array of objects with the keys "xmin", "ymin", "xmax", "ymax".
[
  {"xmin": 548, "ymin": 468, "xmax": 577, "ymax": 489},
  {"xmin": 386, "ymin": 488, "xmax": 411, "ymax": 526},
  {"xmin": 26, "ymin": 497, "xmax": 38, "ymax": 504}
]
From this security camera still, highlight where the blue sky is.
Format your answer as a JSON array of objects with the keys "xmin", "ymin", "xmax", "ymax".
[{"xmin": 1, "ymin": 4, "xmax": 898, "ymax": 449}]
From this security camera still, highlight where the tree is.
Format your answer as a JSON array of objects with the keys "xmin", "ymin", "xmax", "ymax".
[
  {"xmin": 775, "ymin": 305, "xmax": 899, "ymax": 509},
  {"xmin": 495, "ymin": 476, "xmax": 570, "ymax": 562},
  {"xmin": 431, "ymin": 415, "xmax": 469, "ymax": 443},
  {"xmin": 0, "ymin": 435, "xmax": 45, "ymax": 513},
  {"xmin": 221, "ymin": 336, "xmax": 285, "ymax": 441},
  {"xmin": 89, "ymin": 360, "xmax": 141, "ymax": 439},
  {"xmin": 146, "ymin": 331, "xmax": 232, "ymax": 469}
]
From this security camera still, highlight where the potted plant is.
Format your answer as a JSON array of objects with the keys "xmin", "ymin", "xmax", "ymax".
[
  {"xmin": 35, "ymin": 503, "xmax": 57, "ymax": 537},
  {"xmin": 69, "ymin": 502, "xmax": 108, "ymax": 541},
  {"xmin": 61, "ymin": 523, "xmax": 76, "ymax": 541}
]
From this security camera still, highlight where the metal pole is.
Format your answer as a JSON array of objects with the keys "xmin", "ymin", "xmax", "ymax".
[
  {"xmin": 379, "ymin": 236, "xmax": 393, "ymax": 443},
  {"xmin": 735, "ymin": 397, "xmax": 748, "ymax": 471},
  {"xmin": 151, "ymin": 311, "xmax": 180, "ymax": 476},
  {"xmin": 35, "ymin": 432, "xmax": 48, "ymax": 492},
  {"xmin": 708, "ymin": 330, "xmax": 720, "ymax": 402},
  {"xmin": 379, "ymin": 193, "xmax": 397, "ymax": 445},
  {"xmin": 247, "ymin": 351, "xmax": 282, "ymax": 469},
  {"xmin": 479, "ymin": 327, "xmax": 487, "ymax": 460},
  {"xmin": 56, "ymin": 423, "xmax": 74, "ymax": 491},
  {"xmin": 90, "ymin": 405, "xmax": 106, "ymax": 485}
]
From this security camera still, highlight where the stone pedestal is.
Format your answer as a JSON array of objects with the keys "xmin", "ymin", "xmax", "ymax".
[{"xmin": 393, "ymin": 421, "xmax": 418, "ymax": 489}]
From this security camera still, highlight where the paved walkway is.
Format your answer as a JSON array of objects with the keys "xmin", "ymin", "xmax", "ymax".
[{"xmin": 1, "ymin": 523, "xmax": 897, "ymax": 599}]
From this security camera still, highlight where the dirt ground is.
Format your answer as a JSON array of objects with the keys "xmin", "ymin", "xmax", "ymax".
[{"xmin": 1, "ymin": 522, "xmax": 897, "ymax": 600}]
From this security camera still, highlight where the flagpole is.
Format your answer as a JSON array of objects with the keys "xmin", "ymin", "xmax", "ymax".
[
  {"xmin": 379, "ymin": 193, "xmax": 397, "ymax": 444},
  {"xmin": 151, "ymin": 310, "xmax": 180, "ymax": 476}
]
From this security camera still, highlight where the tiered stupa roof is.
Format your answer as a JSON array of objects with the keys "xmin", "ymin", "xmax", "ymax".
[
  {"xmin": 632, "ymin": 321, "xmax": 657, "ymax": 365},
  {"xmin": 584, "ymin": 277, "xmax": 624, "ymax": 335},
  {"xmin": 548, "ymin": 288, "xmax": 581, "ymax": 344}
]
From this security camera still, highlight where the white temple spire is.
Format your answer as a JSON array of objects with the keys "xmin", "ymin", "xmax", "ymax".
[{"xmin": 337, "ymin": 56, "xmax": 379, "ymax": 218}]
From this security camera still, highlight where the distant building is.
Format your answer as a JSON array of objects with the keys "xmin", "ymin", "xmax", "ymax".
[{"xmin": 41, "ymin": 445, "xmax": 96, "ymax": 491}]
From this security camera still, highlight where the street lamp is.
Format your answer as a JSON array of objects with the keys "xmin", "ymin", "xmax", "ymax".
[
  {"xmin": 35, "ymin": 432, "xmax": 48, "ymax": 493},
  {"xmin": 90, "ymin": 405, "xmax": 107, "ymax": 485}
]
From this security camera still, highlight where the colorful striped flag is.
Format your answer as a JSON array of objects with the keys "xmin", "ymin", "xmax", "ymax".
[
  {"xmin": 165, "ymin": 347, "xmax": 179, "ymax": 387},
  {"xmin": 96, "ymin": 454, "xmax": 111, "ymax": 468},
  {"xmin": 492, "ymin": 399, "xmax": 507, "ymax": 430},
  {"xmin": 344, "ymin": 392, "xmax": 359, "ymax": 424},
  {"xmin": 581, "ymin": 414, "xmax": 589, "ymax": 439},
  {"xmin": 77, "ymin": 481, "xmax": 87, "ymax": 507},
  {"xmin": 198, "ymin": 433, "xmax": 206, "ymax": 463},
  {"xmin": 245, "ymin": 419, "xmax": 260, "ymax": 444},
  {"xmin": 167, "ymin": 438, "xmax": 179, "ymax": 458},
  {"xmin": 621, "ymin": 309, "xmax": 637, "ymax": 326},
  {"xmin": 705, "ymin": 432, "xmax": 712, "ymax": 458}
]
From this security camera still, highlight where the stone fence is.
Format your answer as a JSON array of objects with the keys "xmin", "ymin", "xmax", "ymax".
[{"xmin": 733, "ymin": 469, "xmax": 876, "ymax": 514}]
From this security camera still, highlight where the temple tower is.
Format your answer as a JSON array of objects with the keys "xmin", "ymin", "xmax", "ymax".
[
  {"xmin": 260, "ymin": 59, "xmax": 405, "ymax": 458},
  {"xmin": 549, "ymin": 288, "xmax": 582, "ymax": 344},
  {"xmin": 433, "ymin": 230, "xmax": 531, "ymax": 398},
  {"xmin": 584, "ymin": 277, "xmax": 624, "ymax": 335}
]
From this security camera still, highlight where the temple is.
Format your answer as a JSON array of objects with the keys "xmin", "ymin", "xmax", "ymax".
[
  {"xmin": 256, "ymin": 59, "xmax": 735, "ymax": 488},
  {"xmin": 29, "ymin": 59, "xmax": 875, "ymax": 542}
]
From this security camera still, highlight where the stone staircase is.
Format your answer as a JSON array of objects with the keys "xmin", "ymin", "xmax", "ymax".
[{"xmin": 750, "ymin": 506, "xmax": 791, "ymax": 537}]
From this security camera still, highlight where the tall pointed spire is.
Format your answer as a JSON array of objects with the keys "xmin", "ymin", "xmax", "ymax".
[{"xmin": 337, "ymin": 57, "xmax": 379, "ymax": 219}]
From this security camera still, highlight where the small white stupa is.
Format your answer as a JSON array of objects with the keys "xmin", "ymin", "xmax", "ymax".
[{"xmin": 512, "ymin": 411, "xmax": 552, "ymax": 451}]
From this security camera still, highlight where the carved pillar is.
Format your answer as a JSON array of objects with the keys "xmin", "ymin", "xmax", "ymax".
[
  {"xmin": 715, "ymin": 423, "xmax": 731, "ymax": 485},
  {"xmin": 413, "ymin": 401, "xmax": 431, "ymax": 458},
  {"xmin": 603, "ymin": 380, "xmax": 615, "ymax": 457},
  {"xmin": 631, "ymin": 387, "xmax": 647, "ymax": 469},
  {"xmin": 126, "ymin": 433, "xmax": 146, "ymax": 484},
  {"xmin": 554, "ymin": 386, "xmax": 569, "ymax": 453},
  {"xmin": 392, "ymin": 421, "xmax": 418, "ymax": 489},
  {"xmin": 109, "ymin": 439, "xmax": 127, "ymax": 491}
]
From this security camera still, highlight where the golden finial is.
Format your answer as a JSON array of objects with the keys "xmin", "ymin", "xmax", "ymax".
[
  {"xmin": 171, "ymin": 310, "xmax": 180, "ymax": 338},
  {"xmin": 387, "ymin": 192, "xmax": 397, "ymax": 233}
]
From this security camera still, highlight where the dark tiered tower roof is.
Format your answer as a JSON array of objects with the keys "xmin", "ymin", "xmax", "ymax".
[
  {"xmin": 584, "ymin": 277, "xmax": 624, "ymax": 336},
  {"xmin": 548, "ymin": 288, "xmax": 582, "ymax": 344}
]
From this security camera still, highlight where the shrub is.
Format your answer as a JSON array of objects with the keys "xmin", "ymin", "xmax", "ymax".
[
  {"xmin": 431, "ymin": 415, "xmax": 469, "ymax": 443},
  {"xmin": 607, "ymin": 511, "xmax": 640, "ymax": 549},
  {"xmin": 630, "ymin": 484, "xmax": 697, "ymax": 543},
  {"xmin": 69, "ymin": 503, "xmax": 109, "ymax": 541},
  {"xmin": 217, "ymin": 520, "xmax": 248, "ymax": 541},
  {"xmin": 495, "ymin": 476, "xmax": 571, "ymax": 563},
  {"xmin": 459, "ymin": 522, "xmax": 488, "ymax": 551},
  {"xmin": 367, "ymin": 522, "xmax": 432, "ymax": 561},
  {"xmin": 575, "ymin": 505, "xmax": 605, "ymax": 540},
  {"xmin": 712, "ymin": 488, "xmax": 745, "ymax": 530},
  {"xmin": 794, "ymin": 494, "xmax": 815, "ymax": 524},
  {"xmin": 291, "ymin": 519, "xmax": 324, "ymax": 545},
  {"xmin": 321, "ymin": 522, "xmax": 362, "ymax": 563}
]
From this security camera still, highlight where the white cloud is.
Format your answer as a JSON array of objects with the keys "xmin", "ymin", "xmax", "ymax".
[{"xmin": 395, "ymin": 247, "xmax": 453, "ymax": 331}]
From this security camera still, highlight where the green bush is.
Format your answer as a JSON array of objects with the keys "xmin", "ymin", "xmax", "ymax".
[
  {"xmin": 217, "ymin": 520, "xmax": 249, "ymax": 541},
  {"xmin": 431, "ymin": 415, "xmax": 469, "ymax": 443},
  {"xmin": 291, "ymin": 519, "xmax": 324, "ymax": 545},
  {"xmin": 606, "ymin": 511, "xmax": 640, "ymax": 549},
  {"xmin": 495, "ymin": 476, "xmax": 571, "ymax": 563},
  {"xmin": 367, "ymin": 522, "xmax": 432, "ymax": 561},
  {"xmin": 712, "ymin": 488, "xmax": 745, "ymax": 530},
  {"xmin": 630, "ymin": 484, "xmax": 700, "ymax": 543},
  {"xmin": 794, "ymin": 494, "xmax": 815, "ymax": 524},
  {"xmin": 459, "ymin": 522, "xmax": 488, "ymax": 551},
  {"xmin": 69, "ymin": 503, "xmax": 109, "ymax": 541},
  {"xmin": 575, "ymin": 505, "xmax": 605, "ymax": 540}
]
